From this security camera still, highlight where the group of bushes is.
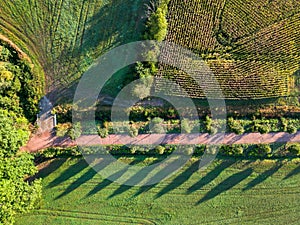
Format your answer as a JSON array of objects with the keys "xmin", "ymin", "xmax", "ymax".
[
  {"xmin": 36, "ymin": 143, "xmax": 300, "ymax": 161},
  {"xmin": 55, "ymin": 115, "xmax": 300, "ymax": 138},
  {"xmin": 55, "ymin": 122, "xmax": 82, "ymax": 140},
  {"xmin": 0, "ymin": 42, "xmax": 42, "ymax": 224}
]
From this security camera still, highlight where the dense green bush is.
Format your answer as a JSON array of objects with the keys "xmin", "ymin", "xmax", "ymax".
[
  {"xmin": 227, "ymin": 117, "xmax": 244, "ymax": 134},
  {"xmin": 219, "ymin": 145, "xmax": 244, "ymax": 157},
  {"xmin": 155, "ymin": 145, "xmax": 165, "ymax": 155},
  {"xmin": 35, "ymin": 147, "xmax": 82, "ymax": 160},
  {"xmin": 55, "ymin": 123, "xmax": 72, "ymax": 137},
  {"xmin": 248, "ymin": 144, "xmax": 272, "ymax": 158},
  {"xmin": 287, "ymin": 144, "xmax": 300, "ymax": 156},
  {"xmin": 97, "ymin": 127, "xmax": 109, "ymax": 138},
  {"xmin": 51, "ymin": 104, "xmax": 72, "ymax": 123},
  {"xmin": 128, "ymin": 126, "xmax": 139, "ymax": 137},
  {"xmin": 0, "ymin": 110, "xmax": 41, "ymax": 224},
  {"xmin": 68, "ymin": 122, "xmax": 82, "ymax": 140},
  {"xmin": 287, "ymin": 124, "xmax": 297, "ymax": 134}
]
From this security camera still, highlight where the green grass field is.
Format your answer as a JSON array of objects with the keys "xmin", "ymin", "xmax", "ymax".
[{"xmin": 16, "ymin": 157, "xmax": 300, "ymax": 224}]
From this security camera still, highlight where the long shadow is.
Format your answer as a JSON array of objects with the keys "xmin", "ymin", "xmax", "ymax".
[
  {"xmin": 55, "ymin": 157, "xmax": 114, "ymax": 199},
  {"xmin": 85, "ymin": 157, "xmax": 146, "ymax": 197},
  {"xmin": 85, "ymin": 166, "xmax": 130, "ymax": 197},
  {"xmin": 197, "ymin": 168, "xmax": 253, "ymax": 205},
  {"xmin": 243, "ymin": 163, "xmax": 283, "ymax": 191},
  {"xmin": 47, "ymin": 159, "xmax": 89, "ymax": 188},
  {"xmin": 155, "ymin": 160, "xmax": 200, "ymax": 198},
  {"xmin": 283, "ymin": 165, "xmax": 300, "ymax": 180},
  {"xmin": 187, "ymin": 160, "xmax": 235, "ymax": 194},
  {"xmin": 133, "ymin": 156, "xmax": 192, "ymax": 197},
  {"xmin": 55, "ymin": 167, "xmax": 97, "ymax": 199},
  {"xmin": 27, "ymin": 158, "xmax": 68, "ymax": 182},
  {"xmin": 107, "ymin": 158, "xmax": 168, "ymax": 199}
]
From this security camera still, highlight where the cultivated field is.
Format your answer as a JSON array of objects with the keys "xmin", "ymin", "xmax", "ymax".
[
  {"xmin": 16, "ymin": 157, "xmax": 300, "ymax": 224},
  {"xmin": 157, "ymin": 0, "xmax": 300, "ymax": 99},
  {"xmin": 0, "ymin": 0, "xmax": 145, "ymax": 100}
]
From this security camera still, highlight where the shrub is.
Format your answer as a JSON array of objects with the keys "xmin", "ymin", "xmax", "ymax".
[
  {"xmin": 287, "ymin": 144, "xmax": 300, "ymax": 156},
  {"xmin": 287, "ymin": 124, "xmax": 297, "ymax": 134},
  {"xmin": 97, "ymin": 127, "xmax": 109, "ymax": 138},
  {"xmin": 204, "ymin": 115, "xmax": 212, "ymax": 132},
  {"xmin": 68, "ymin": 122, "xmax": 82, "ymax": 140},
  {"xmin": 219, "ymin": 145, "xmax": 244, "ymax": 157},
  {"xmin": 51, "ymin": 104, "xmax": 72, "ymax": 123},
  {"xmin": 258, "ymin": 124, "xmax": 270, "ymax": 134},
  {"xmin": 55, "ymin": 123, "xmax": 72, "ymax": 137},
  {"xmin": 155, "ymin": 145, "xmax": 165, "ymax": 155},
  {"xmin": 249, "ymin": 144, "xmax": 272, "ymax": 158},
  {"xmin": 280, "ymin": 117, "xmax": 288, "ymax": 132},
  {"xmin": 182, "ymin": 147, "xmax": 194, "ymax": 155},
  {"xmin": 181, "ymin": 119, "xmax": 192, "ymax": 133},
  {"xmin": 227, "ymin": 117, "xmax": 244, "ymax": 134},
  {"xmin": 209, "ymin": 126, "xmax": 218, "ymax": 135},
  {"xmin": 194, "ymin": 145, "xmax": 206, "ymax": 155},
  {"xmin": 128, "ymin": 126, "xmax": 139, "ymax": 137}
]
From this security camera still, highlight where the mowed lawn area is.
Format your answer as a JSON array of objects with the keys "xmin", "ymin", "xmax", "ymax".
[{"xmin": 16, "ymin": 157, "xmax": 300, "ymax": 224}]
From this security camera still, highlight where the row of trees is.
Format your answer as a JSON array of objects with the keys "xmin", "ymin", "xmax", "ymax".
[{"xmin": 0, "ymin": 43, "xmax": 41, "ymax": 224}]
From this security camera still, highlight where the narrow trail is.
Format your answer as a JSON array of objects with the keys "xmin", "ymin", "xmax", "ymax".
[{"xmin": 22, "ymin": 131, "xmax": 300, "ymax": 152}]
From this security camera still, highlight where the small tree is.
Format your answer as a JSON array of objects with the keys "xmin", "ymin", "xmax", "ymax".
[
  {"xmin": 68, "ymin": 122, "xmax": 82, "ymax": 140},
  {"xmin": 181, "ymin": 119, "xmax": 192, "ymax": 133}
]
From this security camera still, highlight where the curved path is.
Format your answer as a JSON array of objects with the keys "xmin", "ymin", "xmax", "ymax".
[{"xmin": 22, "ymin": 131, "xmax": 300, "ymax": 152}]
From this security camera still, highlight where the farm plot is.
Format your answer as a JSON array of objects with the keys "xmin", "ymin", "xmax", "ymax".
[
  {"xmin": 0, "ymin": 0, "xmax": 145, "ymax": 99},
  {"xmin": 156, "ymin": 0, "xmax": 299, "ymax": 99}
]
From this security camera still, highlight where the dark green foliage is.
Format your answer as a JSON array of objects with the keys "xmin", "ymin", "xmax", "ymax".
[
  {"xmin": 287, "ymin": 124, "xmax": 297, "ymax": 134},
  {"xmin": 51, "ymin": 104, "xmax": 72, "ymax": 123},
  {"xmin": 219, "ymin": 145, "xmax": 244, "ymax": 157},
  {"xmin": 0, "ymin": 42, "xmax": 42, "ymax": 122},
  {"xmin": 68, "ymin": 122, "xmax": 82, "ymax": 140},
  {"xmin": 0, "ymin": 110, "xmax": 41, "ymax": 224},
  {"xmin": 287, "ymin": 144, "xmax": 300, "ymax": 156},
  {"xmin": 252, "ymin": 121, "xmax": 270, "ymax": 134},
  {"xmin": 248, "ymin": 144, "xmax": 272, "ymax": 158},
  {"xmin": 55, "ymin": 123, "xmax": 72, "ymax": 137},
  {"xmin": 97, "ymin": 127, "xmax": 109, "ymax": 138},
  {"xmin": 227, "ymin": 117, "xmax": 244, "ymax": 134},
  {"xmin": 155, "ymin": 145, "xmax": 165, "ymax": 155},
  {"xmin": 280, "ymin": 117, "xmax": 289, "ymax": 132}
]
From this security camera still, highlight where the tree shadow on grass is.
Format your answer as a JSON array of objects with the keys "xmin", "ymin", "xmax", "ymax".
[
  {"xmin": 27, "ymin": 158, "xmax": 68, "ymax": 182},
  {"xmin": 197, "ymin": 168, "xmax": 253, "ymax": 205},
  {"xmin": 131, "ymin": 156, "xmax": 192, "ymax": 197},
  {"xmin": 155, "ymin": 160, "xmax": 200, "ymax": 199},
  {"xmin": 107, "ymin": 157, "xmax": 172, "ymax": 199},
  {"xmin": 55, "ymin": 157, "xmax": 115, "ymax": 199},
  {"xmin": 283, "ymin": 165, "xmax": 300, "ymax": 180},
  {"xmin": 85, "ymin": 157, "xmax": 148, "ymax": 197},
  {"xmin": 243, "ymin": 162, "xmax": 283, "ymax": 191},
  {"xmin": 186, "ymin": 160, "xmax": 236, "ymax": 194},
  {"xmin": 47, "ymin": 159, "xmax": 89, "ymax": 188}
]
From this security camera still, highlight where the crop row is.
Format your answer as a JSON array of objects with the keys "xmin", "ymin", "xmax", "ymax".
[{"xmin": 154, "ymin": 0, "xmax": 298, "ymax": 99}]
